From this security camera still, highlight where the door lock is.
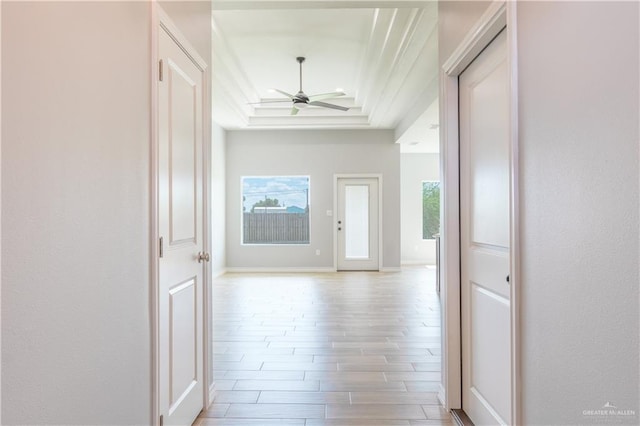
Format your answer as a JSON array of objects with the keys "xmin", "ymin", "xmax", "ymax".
[{"xmin": 197, "ymin": 252, "xmax": 210, "ymax": 263}]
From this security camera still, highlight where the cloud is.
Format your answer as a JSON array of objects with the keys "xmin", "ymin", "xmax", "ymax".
[{"xmin": 242, "ymin": 176, "xmax": 310, "ymax": 209}]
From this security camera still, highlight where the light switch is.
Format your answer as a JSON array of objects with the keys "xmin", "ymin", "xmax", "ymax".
[{"xmin": 326, "ymin": 210, "xmax": 333, "ymax": 216}]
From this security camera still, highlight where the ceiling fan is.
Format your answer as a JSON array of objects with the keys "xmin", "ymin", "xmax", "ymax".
[{"xmin": 250, "ymin": 57, "xmax": 350, "ymax": 116}]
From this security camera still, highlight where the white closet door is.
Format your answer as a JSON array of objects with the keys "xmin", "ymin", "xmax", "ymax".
[
  {"xmin": 460, "ymin": 29, "xmax": 512, "ymax": 425},
  {"xmin": 158, "ymin": 25, "xmax": 205, "ymax": 426}
]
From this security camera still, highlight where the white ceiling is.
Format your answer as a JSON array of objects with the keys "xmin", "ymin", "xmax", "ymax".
[{"xmin": 211, "ymin": 0, "xmax": 439, "ymax": 137}]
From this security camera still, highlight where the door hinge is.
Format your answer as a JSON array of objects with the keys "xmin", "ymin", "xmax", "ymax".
[
  {"xmin": 159, "ymin": 414, "xmax": 163, "ymax": 426},
  {"xmin": 159, "ymin": 59, "xmax": 164, "ymax": 82},
  {"xmin": 159, "ymin": 236, "xmax": 164, "ymax": 258}
]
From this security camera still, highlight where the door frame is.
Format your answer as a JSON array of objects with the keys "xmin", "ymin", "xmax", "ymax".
[
  {"xmin": 150, "ymin": 3, "xmax": 212, "ymax": 424},
  {"xmin": 333, "ymin": 174, "xmax": 383, "ymax": 272},
  {"xmin": 439, "ymin": 1, "xmax": 521, "ymax": 424}
]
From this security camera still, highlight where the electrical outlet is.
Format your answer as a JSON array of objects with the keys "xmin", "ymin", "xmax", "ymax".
[{"xmin": 316, "ymin": 249, "xmax": 321, "ymax": 256}]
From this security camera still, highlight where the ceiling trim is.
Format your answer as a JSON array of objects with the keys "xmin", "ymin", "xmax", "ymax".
[
  {"xmin": 211, "ymin": 17, "xmax": 259, "ymax": 103},
  {"xmin": 212, "ymin": 71, "xmax": 250, "ymax": 127},
  {"xmin": 212, "ymin": 1, "xmax": 433, "ymax": 10},
  {"xmin": 366, "ymin": 8, "xmax": 423, "ymax": 125},
  {"xmin": 211, "ymin": 3, "xmax": 439, "ymax": 131},
  {"xmin": 356, "ymin": 8, "xmax": 395, "ymax": 109},
  {"xmin": 370, "ymin": 4, "xmax": 438, "ymax": 127}
]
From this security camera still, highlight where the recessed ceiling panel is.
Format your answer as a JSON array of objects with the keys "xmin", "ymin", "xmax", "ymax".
[
  {"xmin": 214, "ymin": 9, "xmax": 371, "ymax": 98},
  {"xmin": 211, "ymin": 3, "xmax": 439, "ymax": 130}
]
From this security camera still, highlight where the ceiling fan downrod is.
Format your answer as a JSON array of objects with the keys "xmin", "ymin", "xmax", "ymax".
[{"xmin": 297, "ymin": 56, "xmax": 305, "ymax": 93}]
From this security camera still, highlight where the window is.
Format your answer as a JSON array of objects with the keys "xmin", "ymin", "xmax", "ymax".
[
  {"xmin": 242, "ymin": 176, "xmax": 310, "ymax": 245},
  {"xmin": 422, "ymin": 181, "xmax": 440, "ymax": 240}
]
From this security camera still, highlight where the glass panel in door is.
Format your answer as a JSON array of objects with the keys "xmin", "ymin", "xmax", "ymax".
[{"xmin": 345, "ymin": 184, "xmax": 369, "ymax": 259}]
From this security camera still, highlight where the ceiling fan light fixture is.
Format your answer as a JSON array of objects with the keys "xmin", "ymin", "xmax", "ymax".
[{"xmin": 254, "ymin": 57, "xmax": 350, "ymax": 113}]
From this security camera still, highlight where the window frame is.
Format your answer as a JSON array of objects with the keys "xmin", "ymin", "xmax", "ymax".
[
  {"xmin": 240, "ymin": 175, "xmax": 311, "ymax": 246},
  {"xmin": 422, "ymin": 180, "xmax": 441, "ymax": 241}
]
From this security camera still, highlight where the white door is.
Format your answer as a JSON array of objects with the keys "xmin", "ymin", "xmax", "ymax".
[
  {"xmin": 158, "ymin": 25, "xmax": 206, "ymax": 426},
  {"xmin": 460, "ymin": 30, "xmax": 511, "ymax": 425},
  {"xmin": 337, "ymin": 178, "xmax": 379, "ymax": 271}
]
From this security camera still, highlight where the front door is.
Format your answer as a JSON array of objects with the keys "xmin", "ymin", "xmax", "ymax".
[
  {"xmin": 459, "ymin": 30, "xmax": 512, "ymax": 425},
  {"xmin": 158, "ymin": 23, "xmax": 206, "ymax": 425},
  {"xmin": 336, "ymin": 177, "xmax": 379, "ymax": 271}
]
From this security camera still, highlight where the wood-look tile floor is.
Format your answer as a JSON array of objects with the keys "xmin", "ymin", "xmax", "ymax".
[{"xmin": 195, "ymin": 267, "xmax": 451, "ymax": 426}]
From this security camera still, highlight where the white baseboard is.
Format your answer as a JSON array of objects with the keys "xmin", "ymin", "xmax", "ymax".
[
  {"xmin": 438, "ymin": 383, "xmax": 446, "ymax": 408},
  {"xmin": 209, "ymin": 383, "xmax": 216, "ymax": 406},
  {"xmin": 223, "ymin": 267, "xmax": 404, "ymax": 273},
  {"xmin": 225, "ymin": 267, "xmax": 336, "ymax": 273},
  {"xmin": 401, "ymin": 260, "xmax": 436, "ymax": 266},
  {"xmin": 211, "ymin": 267, "xmax": 226, "ymax": 279}
]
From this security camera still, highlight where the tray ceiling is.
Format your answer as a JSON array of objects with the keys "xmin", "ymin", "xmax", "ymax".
[{"xmin": 211, "ymin": 1, "xmax": 439, "ymax": 131}]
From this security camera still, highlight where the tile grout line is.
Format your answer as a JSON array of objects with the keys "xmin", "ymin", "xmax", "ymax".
[{"xmin": 202, "ymin": 269, "xmax": 448, "ymax": 424}]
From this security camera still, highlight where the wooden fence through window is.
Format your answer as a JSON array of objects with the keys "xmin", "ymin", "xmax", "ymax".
[{"xmin": 243, "ymin": 212, "xmax": 309, "ymax": 244}]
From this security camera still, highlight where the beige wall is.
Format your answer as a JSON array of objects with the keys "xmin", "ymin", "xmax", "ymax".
[
  {"xmin": 438, "ymin": 1, "xmax": 492, "ymax": 65},
  {"xmin": 2, "ymin": 2, "xmax": 151, "ymax": 423},
  {"xmin": 1, "ymin": 1, "xmax": 211, "ymax": 424},
  {"xmin": 439, "ymin": 1, "xmax": 639, "ymax": 423},
  {"xmin": 516, "ymin": 2, "xmax": 639, "ymax": 423},
  {"xmin": 160, "ymin": 1, "xmax": 212, "ymax": 66}
]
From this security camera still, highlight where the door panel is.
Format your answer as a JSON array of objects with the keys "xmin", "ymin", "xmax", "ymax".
[
  {"xmin": 470, "ymin": 283, "xmax": 510, "ymax": 420},
  {"xmin": 469, "ymin": 58, "xmax": 510, "ymax": 249},
  {"xmin": 168, "ymin": 62, "xmax": 198, "ymax": 244},
  {"xmin": 169, "ymin": 278, "xmax": 198, "ymax": 411},
  {"xmin": 158, "ymin": 25, "xmax": 204, "ymax": 426},
  {"xmin": 337, "ymin": 178, "xmax": 379, "ymax": 271},
  {"xmin": 460, "ymin": 29, "xmax": 511, "ymax": 425}
]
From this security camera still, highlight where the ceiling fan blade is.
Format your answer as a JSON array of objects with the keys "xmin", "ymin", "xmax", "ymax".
[
  {"xmin": 290, "ymin": 107, "xmax": 299, "ymax": 116},
  {"xmin": 247, "ymin": 100, "xmax": 292, "ymax": 105},
  {"xmin": 308, "ymin": 91, "xmax": 346, "ymax": 102},
  {"xmin": 274, "ymin": 89, "xmax": 296, "ymax": 99},
  {"xmin": 308, "ymin": 101, "xmax": 350, "ymax": 111}
]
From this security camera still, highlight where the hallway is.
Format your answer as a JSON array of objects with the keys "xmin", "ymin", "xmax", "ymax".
[{"xmin": 196, "ymin": 267, "xmax": 452, "ymax": 425}]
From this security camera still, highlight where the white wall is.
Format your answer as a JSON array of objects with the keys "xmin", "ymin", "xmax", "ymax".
[
  {"xmin": 211, "ymin": 123, "xmax": 227, "ymax": 276},
  {"xmin": 208, "ymin": 123, "xmax": 226, "ymax": 391},
  {"xmin": 2, "ymin": 3, "xmax": 151, "ymax": 424},
  {"xmin": 1, "ymin": 1, "xmax": 211, "ymax": 424},
  {"xmin": 517, "ymin": 2, "xmax": 639, "ymax": 424},
  {"xmin": 401, "ymin": 153, "xmax": 439, "ymax": 265},
  {"xmin": 225, "ymin": 129, "xmax": 401, "ymax": 270}
]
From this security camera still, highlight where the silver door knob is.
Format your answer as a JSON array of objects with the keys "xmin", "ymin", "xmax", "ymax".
[{"xmin": 197, "ymin": 252, "xmax": 210, "ymax": 263}]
